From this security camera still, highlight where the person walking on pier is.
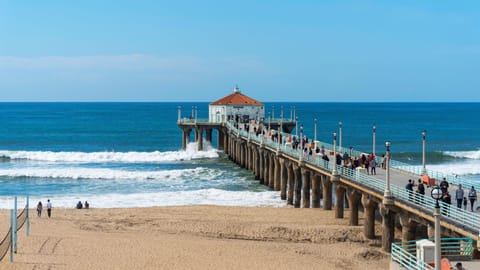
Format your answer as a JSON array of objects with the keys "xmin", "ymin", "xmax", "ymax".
[
  {"xmin": 468, "ymin": 186, "xmax": 477, "ymax": 211},
  {"xmin": 455, "ymin": 184, "xmax": 465, "ymax": 209},
  {"xmin": 440, "ymin": 177, "xmax": 449, "ymax": 193},
  {"xmin": 406, "ymin": 179, "xmax": 414, "ymax": 201},
  {"xmin": 442, "ymin": 192, "xmax": 451, "ymax": 216},
  {"xmin": 416, "ymin": 179, "xmax": 425, "ymax": 204},
  {"xmin": 370, "ymin": 158, "xmax": 376, "ymax": 175}
]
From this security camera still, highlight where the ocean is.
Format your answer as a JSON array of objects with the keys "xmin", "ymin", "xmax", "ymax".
[{"xmin": 0, "ymin": 102, "xmax": 479, "ymax": 209}]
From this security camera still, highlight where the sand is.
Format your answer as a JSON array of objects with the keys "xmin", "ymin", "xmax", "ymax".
[{"xmin": 0, "ymin": 205, "xmax": 389, "ymax": 270}]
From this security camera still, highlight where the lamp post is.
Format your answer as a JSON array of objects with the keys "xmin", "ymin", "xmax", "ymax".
[
  {"xmin": 268, "ymin": 112, "xmax": 271, "ymax": 132},
  {"xmin": 373, "ymin": 125, "xmax": 376, "ymax": 157},
  {"xmin": 295, "ymin": 116, "xmax": 298, "ymax": 140},
  {"xmin": 422, "ymin": 130, "xmax": 427, "ymax": 174},
  {"xmin": 431, "ymin": 186, "xmax": 442, "ymax": 270},
  {"xmin": 194, "ymin": 106, "xmax": 198, "ymax": 123},
  {"xmin": 314, "ymin": 118, "xmax": 317, "ymax": 143},
  {"xmin": 383, "ymin": 141, "xmax": 393, "ymax": 202},
  {"xmin": 333, "ymin": 132, "xmax": 338, "ymax": 175},
  {"xmin": 339, "ymin": 121, "xmax": 343, "ymax": 152},
  {"xmin": 177, "ymin": 106, "xmax": 181, "ymax": 123},
  {"xmin": 293, "ymin": 106, "xmax": 296, "ymax": 120},
  {"xmin": 290, "ymin": 106, "xmax": 293, "ymax": 120},
  {"xmin": 272, "ymin": 105, "xmax": 275, "ymax": 121}
]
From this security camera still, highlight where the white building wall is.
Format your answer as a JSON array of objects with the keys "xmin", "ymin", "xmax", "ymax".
[{"xmin": 209, "ymin": 104, "xmax": 265, "ymax": 123}]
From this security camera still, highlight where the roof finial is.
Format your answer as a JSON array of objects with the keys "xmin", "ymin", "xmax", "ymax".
[{"xmin": 234, "ymin": 85, "xmax": 241, "ymax": 93}]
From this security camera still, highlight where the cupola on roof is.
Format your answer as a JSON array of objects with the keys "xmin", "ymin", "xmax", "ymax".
[{"xmin": 210, "ymin": 86, "xmax": 263, "ymax": 106}]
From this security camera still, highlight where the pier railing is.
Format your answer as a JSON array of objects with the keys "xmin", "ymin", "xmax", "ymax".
[
  {"xmin": 391, "ymin": 238, "xmax": 472, "ymax": 269},
  {"xmin": 225, "ymin": 121, "xmax": 480, "ymax": 233}
]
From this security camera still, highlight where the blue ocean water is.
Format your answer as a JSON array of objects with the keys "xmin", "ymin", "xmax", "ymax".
[{"xmin": 0, "ymin": 102, "xmax": 479, "ymax": 208}]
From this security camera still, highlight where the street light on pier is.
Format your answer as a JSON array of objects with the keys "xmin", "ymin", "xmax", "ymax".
[
  {"xmin": 281, "ymin": 106, "xmax": 284, "ymax": 122},
  {"xmin": 290, "ymin": 106, "xmax": 293, "ymax": 121},
  {"xmin": 295, "ymin": 116, "xmax": 298, "ymax": 139},
  {"xmin": 268, "ymin": 112, "xmax": 271, "ymax": 131},
  {"xmin": 383, "ymin": 141, "xmax": 393, "ymax": 203},
  {"xmin": 431, "ymin": 186, "xmax": 442, "ymax": 270},
  {"xmin": 422, "ymin": 130, "xmax": 427, "ymax": 174},
  {"xmin": 314, "ymin": 118, "xmax": 317, "ymax": 143},
  {"xmin": 339, "ymin": 121, "xmax": 343, "ymax": 152},
  {"xmin": 373, "ymin": 125, "xmax": 376, "ymax": 158},
  {"xmin": 293, "ymin": 106, "xmax": 296, "ymax": 120},
  {"xmin": 332, "ymin": 132, "xmax": 338, "ymax": 175},
  {"xmin": 177, "ymin": 106, "xmax": 182, "ymax": 123},
  {"xmin": 272, "ymin": 105, "xmax": 275, "ymax": 121}
]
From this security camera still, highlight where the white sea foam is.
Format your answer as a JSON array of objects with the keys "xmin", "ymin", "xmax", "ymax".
[
  {"xmin": 0, "ymin": 167, "xmax": 218, "ymax": 180},
  {"xmin": 0, "ymin": 143, "xmax": 218, "ymax": 163},
  {"xmin": 427, "ymin": 162, "xmax": 480, "ymax": 176},
  {"xmin": 443, "ymin": 150, "xmax": 480, "ymax": 160},
  {"xmin": 0, "ymin": 189, "xmax": 285, "ymax": 209}
]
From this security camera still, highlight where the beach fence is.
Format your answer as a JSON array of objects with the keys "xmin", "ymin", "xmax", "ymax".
[{"xmin": 0, "ymin": 196, "xmax": 30, "ymax": 262}]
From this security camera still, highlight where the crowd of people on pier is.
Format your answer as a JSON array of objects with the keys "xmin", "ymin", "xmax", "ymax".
[{"xmin": 403, "ymin": 176, "xmax": 477, "ymax": 215}]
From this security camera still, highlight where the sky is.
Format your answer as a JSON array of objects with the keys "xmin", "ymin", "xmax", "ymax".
[{"xmin": 1, "ymin": 1, "xmax": 479, "ymax": 102}]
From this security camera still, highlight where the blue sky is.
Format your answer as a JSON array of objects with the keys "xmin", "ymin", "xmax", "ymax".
[{"xmin": 1, "ymin": 1, "xmax": 479, "ymax": 102}]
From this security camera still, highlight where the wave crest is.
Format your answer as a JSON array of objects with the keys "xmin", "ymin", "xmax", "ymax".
[
  {"xmin": 443, "ymin": 150, "xmax": 480, "ymax": 160},
  {"xmin": 0, "ymin": 143, "xmax": 218, "ymax": 163}
]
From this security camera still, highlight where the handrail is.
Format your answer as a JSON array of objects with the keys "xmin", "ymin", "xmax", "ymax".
[
  {"xmin": 391, "ymin": 238, "xmax": 473, "ymax": 269},
  {"xmin": 391, "ymin": 241, "xmax": 434, "ymax": 270}
]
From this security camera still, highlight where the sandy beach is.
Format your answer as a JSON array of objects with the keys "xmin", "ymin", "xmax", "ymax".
[{"xmin": 0, "ymin": 205, "xmax": 389, "ymax": 270}]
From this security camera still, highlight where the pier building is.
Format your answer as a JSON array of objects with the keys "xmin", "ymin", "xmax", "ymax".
[{"xmin": 208, "ymin": 86, "xmax": 264, "ymax": 123}]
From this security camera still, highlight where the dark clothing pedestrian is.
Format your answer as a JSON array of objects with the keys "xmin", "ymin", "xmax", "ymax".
[
  {"xmin": 406, "ymin": 180, "xmax": 414, "ymax": 201},
  {"xmin": 416, "ymin": 180, "xmax": 425, "ymax": 204},
  {"xmin": 440, "ymin": 178, "xmax": 449, "ymax": 193},
  {"xmin": 468, "ymin": 186, "xmax": 477, "ymax": 212},
  {"xmin": 442, "ymin": 192, "xmax": 451, "ymax": 216},
  {"xmin": 37, "ymin": 201, "xmax": 43, "ymax": 217}
]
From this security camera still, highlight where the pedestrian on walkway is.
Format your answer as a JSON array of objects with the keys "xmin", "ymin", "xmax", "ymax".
[
  {"xmin": 468, "ymin": 186, "xmax": 477, "ymax": 212},
  {"xmin": 370, "ymin": 158, "xmax": 376, "ymax": 175},
  {"xmin": 406, "ymin": 179, "xmax": 414, "ymax": 201},
  {"xmin": 416, "ymin": 179, "xmax": 425, "ymax": 204},
  {"xmin": 455, "ymin": 184, "xmax": 464, "ymax": 209}
]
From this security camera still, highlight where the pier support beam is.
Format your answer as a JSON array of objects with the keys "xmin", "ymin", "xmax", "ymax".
[
  {"xmin": 274, "ymin": 156, "xmax": 281, "ymax": 191},
  {"xmin": 301, "ymin": 168, "xmax": 311, "ymax": 208},
  {"xmin": 280, "ymin": 158, "xmax": 287, "ymax": 200},
  {"xmin": 254, "ymin": 148, "xmax": 260, "ymax": 180},
  {"xmin": 217, "ymin": 130, "xmax": 224, "ymax": 150},
  {"xmin": 362, "ymin": 195, "xmax": 378, "ymax": 239},
  {"xmin": 399, "ymin": 215, "xmax": 418, "ymax": 245},
  {"xmin": 347, "ymin": 188, "xmax": 362, "ymax": 226},
  {"xmin": 311, "ymin": 174, "xmax": 321, "ymax": 208},
  {"xmin": 334, "ymin": 184, "xmax": 345, "ymax": 218},
  {"xmin": 380, "ymin": 204, "xmax": 395, "ymax": 253},
  {"xmin": 264, "ymin": 153, "xmax": 270, "ymax": 186},
  {"xmin": 322, "ymin": 175, "xmax": 332, "ymax": 210},
  {"xmin": 205, "ymin": 128, "xmax": 212, "ymax": 144},
  {"xmin": 293, "ymin": 164, "xmax": 302, "ymax": 208},
  {"xmin": 287, "ymin": 163, "xmax": 294, "ymax": 205},
  {"xmin": 181, "ymin": 128, "xmax": 191, "ymax": 150},
  {"xmin": 269, "ymin": 154, "xmax": 275, "ymax": 189},
  {"xmin": 258, "ymin": 149, "xmax": 264, "ymax": 184},
  {"xmin": 196, "ymin": 127, "xmax": 204, "ymax": 151}
]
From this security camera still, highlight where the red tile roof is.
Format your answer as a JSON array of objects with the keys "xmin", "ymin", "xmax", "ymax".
[{"xmin": 210, "ymin": 92, "xmax": 263, "ymax": 106}]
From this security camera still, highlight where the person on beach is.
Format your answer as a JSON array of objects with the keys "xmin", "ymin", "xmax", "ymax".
[
  {"xmin": 85, "ymin": 201, "xmax": 90, "ymax": 209},
  {"xmin": 455, "ymin": 184, "xmax": 464, "ymax": 209},
  {"xmin": 76, "ymin": 201, "xmax": 83, "ymax": 209},
  {"xmin": 37, "ymin": 201, "xmax": 43, "ymax": 217},
  {"xmin": 468, "ymin": 186, "xmax": 477, "ymax": 211},
  {"xmin": 47, "ymin": 199, "xmax": 52, "ymax": 218}
]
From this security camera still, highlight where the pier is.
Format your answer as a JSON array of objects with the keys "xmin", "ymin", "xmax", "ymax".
[{"xmin": 178, "ymin": 113, "xmax": 480, "ymax": 257}]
